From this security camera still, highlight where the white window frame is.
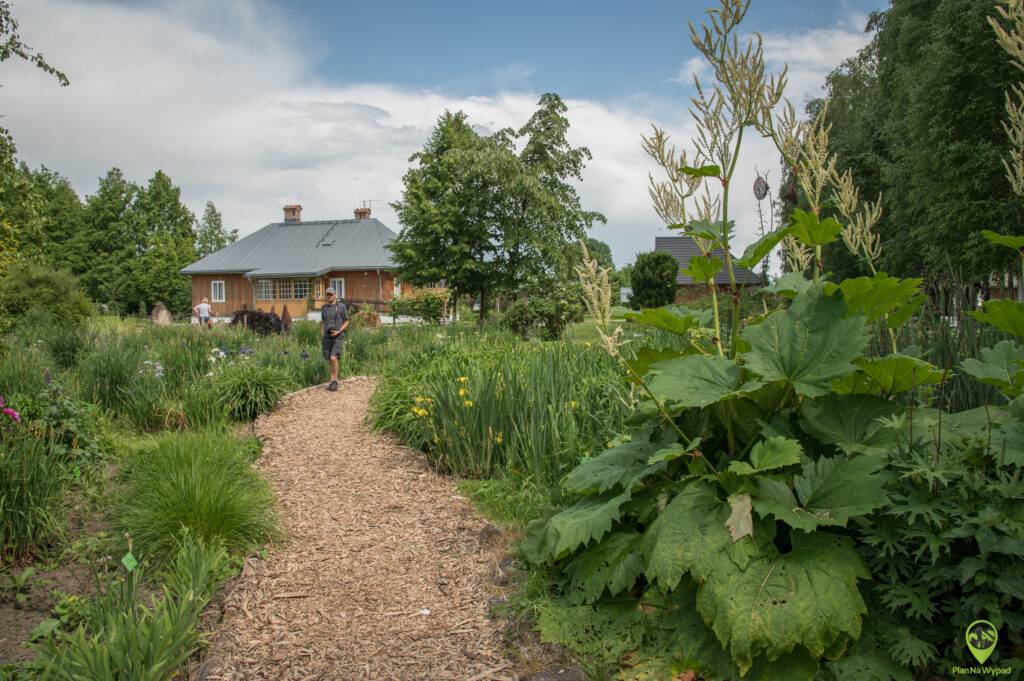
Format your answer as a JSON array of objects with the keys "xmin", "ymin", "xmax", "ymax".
[
  {"xmin": 293, "ymin": 279, "xmax": 311, "ymax": 300},
  {"xmin": 211, "ymin": 280, "xmax": 225, "ymax": 303},
  {"xmin": 329, "ymin": 277, "xmax": 346, "ymax": 299},
  {"xmin": 256, "ymin": 279, "xmax": 273, "ymax": 301}
]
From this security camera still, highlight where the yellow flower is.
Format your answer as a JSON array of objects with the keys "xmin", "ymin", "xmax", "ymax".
[
  {"xmin": 458, "ymin": 387, "xmax": 467, "ymax": 397},
  {"xmin": 463, "ymin": 400, "xmax": 473, "ymax": 408},
  {"xmin": 494, "ymin": 432, "xmax": 504, "ymax": 444},
  {"xmin": 584, "ymin": 342, "xmax": 592, "ymax": 348},
  {"xmin": 414, "ymin": 396, "xmax": 425, "ymax": 404},
  {"xmin": 410, "ymin": 406, "xmax": 429, "ymax": 417},
  {"xmin": 568, "ymin": 400, "xmax": 579, "ymax": 409},
  {"xmin": 457, "ymin": 376, "xmax": 469, "ymax": 384}
]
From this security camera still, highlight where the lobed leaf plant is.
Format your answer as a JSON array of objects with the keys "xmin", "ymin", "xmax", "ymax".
[{"xmin": 521, "ymin": 1, "xmax": 1024, "ymax": 678}]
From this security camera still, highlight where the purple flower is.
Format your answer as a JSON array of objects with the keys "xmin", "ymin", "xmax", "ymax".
[{"xmin": 3, "ymin": 407, "xmax": 20, "ymax": 423}]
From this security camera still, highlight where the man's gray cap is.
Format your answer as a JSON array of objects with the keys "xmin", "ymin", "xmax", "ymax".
[{"xmin": 325, "ymin": 287, "xmax": 336, "ymax": 295}]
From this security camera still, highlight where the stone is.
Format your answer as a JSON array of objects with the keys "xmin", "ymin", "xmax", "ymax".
[
  {"xmin": 478, "ymin": 522, "xmax": 502, "ymax": 547},
  {"xmin": 521, "ymin": 666, "xmax": 587, "ymax": 681},
  {"xmin": 150, "ymin": 301, "xmax": 172, "ymax": 326}
]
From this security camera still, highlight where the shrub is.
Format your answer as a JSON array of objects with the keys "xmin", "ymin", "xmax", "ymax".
[
  {"xmin": 229, "ymin": 309, "xmax": 283, "ymax": 335},
  {"xmin": 502, "ymin": 296, "xmax": 584, "ymax": 341},
  {"xmin": 390, "ymin": 291, "xmax": 447, "ymax": 323},
  {"xmin": 212, "ymin": 361, "xmax": 293, "ymax": 421},
  {"xmin": 0, "ymin": 427, "xmax": 68, "ymax": 560},
  {"xmin": 115, "ymin": 431, "xmax": 275, "ymax": 563},
  {"xmin": 14, "ymin": 308, "xmax": 94, "ymax": 370},
  {"xmin": 31, "ymin": 535, "xmax": 233, "ymax": 680},
  {"xmin": 10, "ymin": 384, "xmax": 103, "ymax": 463},
  {"xmin": 628, "ymin": 250, "xmax": 678, "ymax": 309},
  {"xmin": 0, "ymin": 261, "xmax": 92, "ymax": 334}
]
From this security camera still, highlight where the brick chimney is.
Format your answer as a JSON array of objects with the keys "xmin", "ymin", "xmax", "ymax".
[
  {"xmin": 283, "ymin": 204, "xmax": 302, "ymax": 224},
  {"xmin": 354, "ymin": 207, "xmax": 371, "ymax": 219}
]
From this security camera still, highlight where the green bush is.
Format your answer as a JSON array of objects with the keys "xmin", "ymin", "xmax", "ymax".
[
  {"xmin": 212, "ymin": 361, "xmax": 293, "ymax": 421},
  {"xmin": 0, "ymin": 262, "xmax": 92, "ymax": 334},
  {"xmin": 390, "ymin": 290, "xmax": 448, "ymax": 323},
  {"xmin": 629, "ymin": 250, "xmax": 678, "ymax": 309},
  {"xmin": 10, "ymin": 383, "xmax": 103, "ymax": 463},
  {"xmin": 31, "ymin": 535, "xmax": 232, "ymax": 680},
  {"xmin": 115, "ymin": 431, "xmax": 275, "ymax": 564},
  {"xmin": 13, "ymin": 309, "xmax": 94, "ymax": 370},
  {"xmin": 0, "ymin": 427, "xmax": 68, "ymax": 560},
  {"xmin": 502, "ymin": 296, "xmax": 584, "ymax": 341}
]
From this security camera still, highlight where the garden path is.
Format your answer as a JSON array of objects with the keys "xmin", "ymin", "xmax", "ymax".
[{"xmin": 197, "ymin": 377, "xmax": 513, "ymax": 681}]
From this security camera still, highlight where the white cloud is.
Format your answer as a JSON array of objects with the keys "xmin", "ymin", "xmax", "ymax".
[{"xmin": 4, "ymin": 0, "xmax": 869, "ymax": 269}]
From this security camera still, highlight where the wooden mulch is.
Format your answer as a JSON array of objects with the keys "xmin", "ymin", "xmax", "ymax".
[{"xmin": 195, "ymin": 377, "xmax": 516, "ymax": 681}]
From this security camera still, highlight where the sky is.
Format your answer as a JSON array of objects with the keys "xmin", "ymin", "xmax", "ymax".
[{"xmin": 2, "ymin": 0, "xmax": 886, "ymax": 266}]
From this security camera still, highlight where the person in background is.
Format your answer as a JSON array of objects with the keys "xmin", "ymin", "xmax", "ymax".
[
  {"xmin": 194, "ymin": 297, "xmax": 213, "ymax": 329},
  {"xmin": 321, "ymin": 288, "xmax": 349, "ymax": 391}
]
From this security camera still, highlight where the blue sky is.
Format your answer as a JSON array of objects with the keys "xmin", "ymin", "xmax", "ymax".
[
  {"xmin": 283, "ymin": 0, "xmax": 884, "ymax": 101},
  {"xmin": 8, "ymin": 0, "xmax": 887, "ymax": 266}
]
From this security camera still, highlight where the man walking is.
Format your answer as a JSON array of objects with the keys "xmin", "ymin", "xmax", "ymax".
[{"xmin": 321, "ymin": 288, "xmax": 349, "ymax": 391}]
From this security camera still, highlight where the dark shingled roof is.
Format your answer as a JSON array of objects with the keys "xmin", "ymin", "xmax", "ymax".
[
  {"xmin": 655, "ymin": 236, "xmax": 763, "ymax": 286},
  {"xmin": 181, "ymin": 218, "xmax": 398, "ymax": 277}
]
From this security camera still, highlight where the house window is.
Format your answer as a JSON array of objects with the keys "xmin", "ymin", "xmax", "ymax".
[
  {"xmin": 211, "ymin": 280, "xmax": 225, "ymax": 303},
  {"xmin": 294, "ymin": 279, "xmax": 311, "ymax": 300},
  {"xmin": 256, "ymin": 280, "xmax": 273, "ymax": 301},
  {"xmin": 276, "ymin": 280, "xmax": 294, "ymax": 300},
  {"xmin": 330, "ymin": 277, "xmax": 346, "ymax": 299}
]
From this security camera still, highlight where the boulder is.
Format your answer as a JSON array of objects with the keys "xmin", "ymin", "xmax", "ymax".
[{"xmin": 151, "ymin": 301, "xmax": 172, "ymax": 326}]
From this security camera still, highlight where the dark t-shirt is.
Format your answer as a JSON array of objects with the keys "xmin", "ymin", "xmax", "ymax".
[{"xmin": 321, "ymin": 302, "xmax": 349, "ymax": 336}]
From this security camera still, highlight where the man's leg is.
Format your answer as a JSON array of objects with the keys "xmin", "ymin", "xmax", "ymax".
[{"xmin": 329, "ymin": 355, "xmax": 339, "ymax": 382}]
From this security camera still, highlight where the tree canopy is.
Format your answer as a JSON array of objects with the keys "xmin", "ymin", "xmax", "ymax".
[{"xmin": 389, "ymin": 94, "xmax": 604, "ymax": 318}]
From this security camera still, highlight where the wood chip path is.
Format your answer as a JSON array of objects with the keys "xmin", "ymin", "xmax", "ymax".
[{"xmin": 197, "ymin": 377, "xmax": 514, "ymax": 681}]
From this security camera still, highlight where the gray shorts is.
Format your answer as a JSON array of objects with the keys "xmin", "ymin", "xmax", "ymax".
[{"xmin": 322, "ymin": 334, "xmax": 344, "ymax": 360}]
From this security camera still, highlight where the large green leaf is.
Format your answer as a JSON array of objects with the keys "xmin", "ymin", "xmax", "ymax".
[
  {"xmin": 625, "ymin": 347, "xmax": 685, "ymax": 381},
  {"xmin": 683, "ymin": 254, "xmax": 723, "ymax": 284},
  {"xmin": 521, "ymin": 489, "xmax": 632, "ymax": 562},
  {"xmin": 762, "ymin": 272, "xmax": 813, "ymax": 299},
  {"xmin": 833, "ymin": 355, "xmax": 945, "ymax": 396},
  {"xmin": 740, "ymin": 285, "xmax": 868, "ymax": 397},
  {"xmin": 827, "ymin": 274, "xmax": 925, "ymax": 329},
  {"xmin": 624, "ymin": 307, "xmax": 701, "ymax": 338},
  {"xmin": 991, "ymin": 418, "xmax": 1024, "ymax": 467},
  {"xmin": 727, "ymin": 436, "xmax": 804, "ymax": 476},
  {"xmin": 564, "ymin": 530, "xmax": 645, "ymax": 604},
  {"xmin": 563, "ymin": 434, "xmax": 671, "ymax": 494},
  {"xmin": 961, "ymin": 341, "xmax": 1024, "ymax": 399},
  {"xmin": 787, "ymin": 208, "xmax": 843, "ymax": 246},
  {"xmin": 686, "ymin": 218, "xmax": 735, "ymax": 245},
  {"xmin": 646, "ymin": 354, "xmax": 764, "ymax": 410},
  {"xmin": 970, "ymin": 299, "xmax": 1024, "ymax": 337},
  {"xmin": 697, "ymin": 532, "xmax": 869, "ymax": 674},
  {"xmin": 737, "ymin": 228, "xmax": 788, "ymax": 270},
  {"xmin": 752, "ymin": 455, "xmax": 890, "ymax": 531},
  {"xmin": 981, "ymin": 229, "xmax": 1024, "ymax": 251},
  {"xmin": 799, "ymin": 394, "xmax": 899, "ymax": 455},
  {"xmin": 642, "ymin": 481, "xmax": 757, "ymax": 590}
]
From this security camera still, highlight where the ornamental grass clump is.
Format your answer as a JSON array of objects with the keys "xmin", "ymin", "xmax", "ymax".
[
  {"xmin": 115, "ymin": 431, "xmax": 275, "ymax": 565},
  {"xmin": 211, "ymin": 361, "xmax": 293, "ymax": 421},
  {"xmin": 0, "ymin": 422, "xmax": 68, "ymax": 560}
]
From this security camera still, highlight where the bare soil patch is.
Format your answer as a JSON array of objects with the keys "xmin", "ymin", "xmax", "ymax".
[{"xmin": 198, "ymin": 377, "xmax": 516, "ymax": 680}]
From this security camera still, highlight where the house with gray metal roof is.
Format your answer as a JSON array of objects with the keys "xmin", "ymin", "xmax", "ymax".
[
  {"xmin": 654, "ymin": 235, "xmax": 762, "ymax": 297},
  {"xmin": 181, "ymin": 205, "xmax": 409, "ymax": 319}
]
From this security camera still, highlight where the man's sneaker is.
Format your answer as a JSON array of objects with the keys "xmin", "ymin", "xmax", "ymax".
[{"xmin": 328, "ymin": 380, "xmax": 338, "ymax": 392}]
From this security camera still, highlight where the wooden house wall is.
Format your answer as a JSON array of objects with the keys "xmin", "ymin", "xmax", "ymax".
[{"xmin": 190, "ymin": 274, "xmax": 252, "ymax": 317}]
